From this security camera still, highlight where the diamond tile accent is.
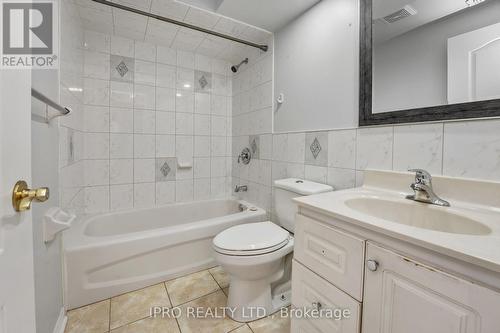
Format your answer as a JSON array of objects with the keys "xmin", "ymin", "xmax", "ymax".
[
  {"xmin": 116, "ymin": 61, "xmax": 129, "ymax": 77},
  {"xmin": 310, "ymin": 137, "xmax": 322, "ymax": 159},
  {"xmin": 160, "ymin": 161, "xmax": 171, "ymax": 177},
  {"xmin": 198, "ymin": 75, "xmax": 208, "ymax": 89}
]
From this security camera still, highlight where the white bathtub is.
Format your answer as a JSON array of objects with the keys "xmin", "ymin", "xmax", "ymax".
[{"xmin": 63, "ymin": 199, "xmax": 266, "ymax": 309}]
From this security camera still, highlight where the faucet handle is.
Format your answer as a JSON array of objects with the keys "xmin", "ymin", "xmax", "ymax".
[{"xmin": 408, "ymin": 169, "xmax": 432, "ymax": 185}]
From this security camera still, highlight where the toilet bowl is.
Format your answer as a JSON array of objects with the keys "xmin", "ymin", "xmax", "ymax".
[{"xmin": 213, "ymin": 179, "xmax": 333, "ymax": 322}]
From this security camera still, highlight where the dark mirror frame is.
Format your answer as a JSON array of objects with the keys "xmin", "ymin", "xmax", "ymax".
[{"xmin": 359, "ymin": 0, "xmax": 500, "ymax": 126}]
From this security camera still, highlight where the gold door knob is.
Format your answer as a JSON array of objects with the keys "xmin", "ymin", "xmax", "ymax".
[{"xmin": 12, "ymin": 180, "xmax": 50, "ymax": 212}]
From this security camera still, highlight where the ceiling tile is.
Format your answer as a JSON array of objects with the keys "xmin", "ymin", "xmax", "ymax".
[
  {"xmin": 150, "ymin": 0, "xmax": 189, "ymax": 21},
  {"xmin": 183, "ymin": 7, "xmax": 220, "ymax": 29},
  {"xmin": 171, "ymin": 28, "xmax": 205, "ymax": 52},
  {"xmin": 212, "ymin": 17, "xmax": 246, "ymax": 38},
  {"xmin": 113, "ymin": 8, "xmax": 148, "ymax": 32},
  {"xmin": 196, "ymin": 35, "xmax": 231, "ymax": 58},
  {"xmin": 111, "ymin": 0, "xmax": 152, "ymax": 11},
  {"xmin": 145, "ymin": 18, "xmax": 178, "ymax": 47},
  {"xmin": 239, "ymin": 26, "xmax": 272, "ymax": 44}
]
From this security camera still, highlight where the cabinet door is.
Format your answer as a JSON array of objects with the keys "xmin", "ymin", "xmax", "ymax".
[{"xmin": 362, "ymin": 242, "xmax": 500, "ymax": 333}]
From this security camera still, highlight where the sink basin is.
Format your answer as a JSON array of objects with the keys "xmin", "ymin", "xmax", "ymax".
[{"xmin": 344, "ymin": 197, "xmax": 492, "ymax": 236}]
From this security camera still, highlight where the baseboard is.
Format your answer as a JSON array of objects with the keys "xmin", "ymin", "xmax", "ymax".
[{"xmin": 52, "ymin": 307, "xmax": 67, "ymax": 333}]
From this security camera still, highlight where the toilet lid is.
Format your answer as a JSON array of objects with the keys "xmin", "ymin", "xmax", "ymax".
[{"xmin": 213, "ymin": 222, "xmax": 290, "ymax": 256}]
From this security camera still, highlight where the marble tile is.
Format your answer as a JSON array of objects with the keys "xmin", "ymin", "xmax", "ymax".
[
  {"xmin": 84, "ymin": 133, "xmax": 109, "ymax": 159},
  {"xmin": 248, "ymin": 311, "xmax": 291, "ymax": 333},
  {"xmin": 134, "ymin": 84, "xmax": 155, "ymax": 110},
  {"xmin": 84, "ymin": 105, "xmax": 109, "ymax": 133},
  {"xmin": 175, "ymin": 179, "xmax": 194, "ymax": 202},
  {"xmin": 156, "ymin": 46, "xmax": 176, "ymax": 65},
  {"xmin": 84, "ymin": 186, "xmax": 110, "ymax": 214},
  {"xmin": 272, "ymin": 134, "xmax": 287, "ymax": 162},
  {"xmin": 287, "ymin": 133, "xmax": 305, "ymax": 164},
  {"xmin": 156, "ymin": 112, "xmax": 176, "ymax": 135},
  {"xmin": 194, "ymin": 114, "xmax": 211, "ymax": 136},
  {"xmin": 208, "ymin": 266, "xmax": 230, "ymax": 288},
  {"xmin": 176, "ymin": 91, "xmax": 195, "ymax": 113},
  {"xmin": 356, "ymin": 127, "xmax": 393, "ymax": 171},
  {"xmin": 110, "ymin": 283, "xmax": 171, "ymax": 330},
  {"xmin": 84, "ymin": 78, "xmax": 109, "ymax": 106},
  {"xmin": 165, "ymin": 270, "xmax": 220, "ymax": 306},
  {"xmin": 176, "ymin": 68, "xmax": 195, "ymax": 91},
  {"xmin": 156, "ymin": 181, "xmax": 176, "ymax": 205},
  {"xmin": 156, "ymin": 87, "xmax": 176, "ymax": 111},
  {"xmin": 134, "ymin": 41, "xmax": 156, "ymax": 62},
  {"xmin": 156, "ymin": 64, "xmax": 176, "ymax": 88},
  {"xmin": 211, "ymin": 116, "xmax": 227, "ymax": 136},
  {"xmin": 211, "ymin": 95, "xmax": 227, "ymax": 116},
  {"xmin": 327, "ymin": 168, "xmax": 356, "ymax": 190},
  {"xmin": 110, "ymin": 81, "xmax": 133, "ymax": 108},
  {"xmin": 111, "ymin": 316, "xmax": 179, "ymax": 333},
  {"xmin": 134, "ymin": 109, "xmax": 156, "ymax": 134},
  {"xmin": 194, "ymin": 178, "xmax": 211, "ymax": 200},
  {"xmin": 249, "ymin": 135, "xmax": 260, "ymax": 159},
  {"xmin": 156, "ymin": 135, "xmax": 176, "ymax": 157},
  {"xmin": 84, "ymin": 51, "xmax": 110, "ymax": 80},
  {"xmin": 110, "ymin": 184, "xmax": 134, "ymax": 211},
  {"xmin": 328, "ymin": 129, "xmax": 356, "ymax": 169},
  {"xmin": 134, "ymin": 134, "xmax": 155, "ymax": 158},
  {"xmin": 110, "ymin": 108, "xmax": 134, "ymax": 133},
  {"xmin": 134, "ymin": 159, "xmax": 155, "ymax": 183},
  {"xmin": 176, "ymin": 290, "xmax": 241, "ymax": 333},
  {"xmin": 195, "ymin": 93, "xmax": 211, "ymax": 114},
  {"xmin": 134, "ymin": 60, "xmax": 156, "ymax": 86},
  {"xmin": 177, "ymin": 50, "xmax": 195, "ymax": 69},
  {"xmin": 443, "ymin": 119, "xmax": 500, "ymax": 181},
  {"xmin": 65, "ymin": 299, "xmax": 110, "ymax": 333},
  {"xmin": 110, "ymin": 134, "xmax": 133, "ymax": 159},
  {"xmin": 393, "ymin": 123, "xmax": 443, "ymax": 174},
  {"xmin": 110, "ymin": 159, "xmax": 133, "ymax": 185},
  {"xmin": 305, "ymin": 131, "xmax": 328, "ymax": 167},
  {"xmin": 304, "ymin": 165, "xmax": 327, "ymax": 184},
  {"xmin": 111, "ymin": 35, "xmax": 134, "ymax": 57},
  {"xmin": 134, "ymin": 182, "xmax": 156, "ymax": 208},
  {"xmin": 176, "ymin": 113, "xmax": 194, "ymax": 135}
]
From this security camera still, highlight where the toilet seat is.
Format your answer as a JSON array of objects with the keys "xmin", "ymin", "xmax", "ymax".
[{"xmin": 213, "ymin": 221, "xmax": 290, "ymax": 256}]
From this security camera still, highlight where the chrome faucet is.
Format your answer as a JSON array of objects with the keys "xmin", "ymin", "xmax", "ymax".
[
  {"xmin": 406, "ymin": 169, "xmax": 450, "ymax": 207},
  {"xmin": 234, "ymin": 185, "xmax": 248, "ymax": 193}
]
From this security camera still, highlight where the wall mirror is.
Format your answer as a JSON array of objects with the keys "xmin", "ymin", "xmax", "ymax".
[{"xmin": 360, "ymin": 0, "xmax": 500, "ymax": 126}]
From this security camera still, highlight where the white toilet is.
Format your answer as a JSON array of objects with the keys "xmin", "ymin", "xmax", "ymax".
[{"xmin": 213, "ymin": 178, "xmax": 333, "ymax": 322}]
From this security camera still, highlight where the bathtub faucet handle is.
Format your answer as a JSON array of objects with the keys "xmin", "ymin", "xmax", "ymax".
[{"xmin": 234, "ymin": 185, "xmax": 248, "ymax": 193}]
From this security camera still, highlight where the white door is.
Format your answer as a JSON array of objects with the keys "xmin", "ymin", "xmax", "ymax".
[
  {"xmin": 0, "ymin": 70, "xmax": 37, "ymax": 332},
  {"xmin": 362, "ymin": 242, "xmax": 500, "ymax": 333},
  {"xmin": 448, "ymin": 22, "xmax": 500, "ymax": 104}
]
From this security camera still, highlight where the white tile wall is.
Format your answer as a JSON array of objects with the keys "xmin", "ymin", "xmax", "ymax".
[{"xmin": 76, "ymin": 31, "xmax": 233, "ymax": 214}]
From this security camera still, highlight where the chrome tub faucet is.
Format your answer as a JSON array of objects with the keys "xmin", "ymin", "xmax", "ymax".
[
  {"xmin": 234, "ymin": 185, "xmax": 248, "ymax": 193},
  {"xmin": 406, "ymin": 169, "xmax": 450, "ymax": 207}
]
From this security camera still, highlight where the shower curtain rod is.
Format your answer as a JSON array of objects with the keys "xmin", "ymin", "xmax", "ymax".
[{"xmin": 90, "ymin": 0, "xmax": 269, "ymax": 52}]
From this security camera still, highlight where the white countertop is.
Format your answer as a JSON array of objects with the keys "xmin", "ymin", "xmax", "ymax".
[{"xmin": 294, "ymin": 170, "xmax": 500, "ymax": 274}]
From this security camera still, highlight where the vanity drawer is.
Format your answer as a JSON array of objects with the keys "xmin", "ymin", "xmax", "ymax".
[
  {"xmin": 294, "ymin": 214, "xmax": 365, "ymax": 301},
  {"xmin": 291, "ymin": 260, "xmax": 361, "ymax": 333}
]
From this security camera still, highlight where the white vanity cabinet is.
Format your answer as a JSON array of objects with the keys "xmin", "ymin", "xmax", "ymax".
[{"xmin": 291, "ymin": 213, "xmax": 500, "ymax": 333}]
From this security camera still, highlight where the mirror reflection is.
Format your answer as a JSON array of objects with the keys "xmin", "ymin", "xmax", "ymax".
[{"xmin": 372, "ymin": 0, "xmax": 500, "ymax": 114}]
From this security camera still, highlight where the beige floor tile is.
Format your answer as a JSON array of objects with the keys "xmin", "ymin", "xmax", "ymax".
[
  {"xmin": 110, "ymin": 316, "xmax": 180, "ymax": 333},
  {"xmin": 209, "ymin": 266, "xmax": 230, "ymax": 288},
  {"xmin": 177, "ymin": 290, "xmax": 243, "ymax": 333},
  {"xmin": 65, "ymin": 299, "xmax": 110, "ymax": 333},
  {"xmin": 165, "ymin": 270, "xmax": 220, "ymax": 306},
  {"xmin": 229, "ymin": 324, "xmax": 253, "ymax": 333},
  {"xmin": 110, "ymin": 283, "xmax": 171, "ymax": 330},
  {"xmin": 248, "ymin": 312, "xmax": 291, "ymax": 333}
]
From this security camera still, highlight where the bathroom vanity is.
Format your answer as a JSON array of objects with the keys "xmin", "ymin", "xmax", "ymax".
[{"xmin": 291, "ymin": 170, "xmax": 500, "ymax": 333}]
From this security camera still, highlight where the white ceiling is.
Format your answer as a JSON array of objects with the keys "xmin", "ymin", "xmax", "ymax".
[
  {"xmin": 215, "ymin": 0, "xmax": 321, "ymax": 32},
  {"xmin": 373, "ymin": 0, "xmax": 484, "ymax": 44},
  {"xmin": 73, "ymin": 0, "xmax": 275, "ymax": 63}
]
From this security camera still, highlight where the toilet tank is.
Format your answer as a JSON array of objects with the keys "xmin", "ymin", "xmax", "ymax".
[{"xmin": 273, "ymin": 179, "xmax": 333, "ymax": 233}]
